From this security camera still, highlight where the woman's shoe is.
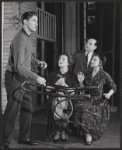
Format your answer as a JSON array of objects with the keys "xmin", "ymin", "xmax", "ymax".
[
  {"xmin": 85, "ymin": 133, "xmax": 93, "ymax": 145},
  {"xmin": 53, "ymin": 131, "xmax": 60, "ymax": 143},
  {"xmin": 60, "ymin": 130, "xmax": 68, "ymax": 142}
]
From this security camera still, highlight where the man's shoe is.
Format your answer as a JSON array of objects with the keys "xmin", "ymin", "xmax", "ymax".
[{"xmin": 18, "ymin": 139, "xmax": 38, "ymax": 145}]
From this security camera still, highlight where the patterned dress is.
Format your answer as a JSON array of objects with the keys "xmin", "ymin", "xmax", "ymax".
[{"xmin": 72, "ymin": 68, "xmax": 117, "ymax": 140}]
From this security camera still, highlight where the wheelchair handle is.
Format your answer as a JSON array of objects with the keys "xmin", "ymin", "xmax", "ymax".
[
  {"xmin": 21, "ymin": 80, "xmax": 99, "ymax": 92},
  {"xmin": 21, "ymin": 81, "xmax": 30, "ymax": 92}
]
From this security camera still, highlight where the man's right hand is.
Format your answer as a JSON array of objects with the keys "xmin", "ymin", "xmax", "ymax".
[{"xmin": 36, "ymin": 76, "xmax": 46, "ymax": 86}]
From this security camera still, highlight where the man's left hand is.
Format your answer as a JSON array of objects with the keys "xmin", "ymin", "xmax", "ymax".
[{"xmin": 38, "ymin": 61, "xmax": 48, "ymax": 69}]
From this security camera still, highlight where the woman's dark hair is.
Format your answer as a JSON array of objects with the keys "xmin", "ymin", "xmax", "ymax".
[
  {"xmin": 58, "ymin": 53, "xmax": 73, "ymax": 66},
  {"xmin": 21, "ymin": 11, "xmax": 38, "ymax": 24},
  {"xmin": 94, "ymin": 52, "xmax": 107, "ymax": 66}
]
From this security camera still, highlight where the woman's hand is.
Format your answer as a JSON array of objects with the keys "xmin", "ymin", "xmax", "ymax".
[
  {"xmin": 55, "ymin": 78, "xmax": 68, "ymax": 87},
  {"xmin": 103, "ymin": 93, "xmax": 111, "ymax": 99},
  {"xmin": 103, "ymin": 89, "xmax": 114, "ymax": 99}
]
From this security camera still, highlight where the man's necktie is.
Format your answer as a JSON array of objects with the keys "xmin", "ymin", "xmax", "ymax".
[{"xmin": 85, "ymin": 52, "xmax": 89, "ymax": 66}]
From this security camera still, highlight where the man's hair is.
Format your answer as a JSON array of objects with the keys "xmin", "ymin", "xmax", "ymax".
[
  {"xmin": 86, "ymin": 38, "xmax": 98, "ymax": 46},
  {"xmin": 21, "ymin": 11, "xmax": 38, "ymax": 24}
]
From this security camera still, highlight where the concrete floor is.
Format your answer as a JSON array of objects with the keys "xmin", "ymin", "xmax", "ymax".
[{"xmin": 9, "ymin": 108, "xmax": 121, "ymax": 149}]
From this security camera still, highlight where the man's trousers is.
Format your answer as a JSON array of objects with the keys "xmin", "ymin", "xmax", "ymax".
[{"xmin": 3, "ymin": 71, "xmax": 33, "ymax": 143}]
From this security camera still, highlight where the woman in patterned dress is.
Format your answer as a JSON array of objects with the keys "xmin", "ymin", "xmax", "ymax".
[
  {"xmin": 46, "ymin": 53, "xmax": 79, "ymax": 143},
  {"xmin": 73, "ymin": 53, "xmax": 117, "ymax": 145}
]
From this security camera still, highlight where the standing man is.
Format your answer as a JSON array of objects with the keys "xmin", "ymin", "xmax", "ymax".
[
  {"xmin": 3, "ymin": 11, "xmax": 47, "ymax": 148},
  {"xmin": 72, "ymin": 38, "xmax": 98, "ymax": 75}
]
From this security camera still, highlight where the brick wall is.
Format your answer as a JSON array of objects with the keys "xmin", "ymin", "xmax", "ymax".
[{"xmin": 2, "ymin": 2, "xmax": 19, "ymax": 113}]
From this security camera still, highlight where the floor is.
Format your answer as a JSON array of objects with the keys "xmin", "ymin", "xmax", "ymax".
[{"xmin": 8, "ymin": 108, "xmax": 121, "ymax": 149}]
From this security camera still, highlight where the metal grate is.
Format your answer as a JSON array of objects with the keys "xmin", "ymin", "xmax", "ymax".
[{"xmin": 37, "ymin": 7, "xmax": 56, "ymax": 42}]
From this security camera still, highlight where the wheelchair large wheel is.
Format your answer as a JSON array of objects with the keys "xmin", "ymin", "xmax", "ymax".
[{"xmin": 52, "ymin": 92, "xmax": 73, "ymax": 121}]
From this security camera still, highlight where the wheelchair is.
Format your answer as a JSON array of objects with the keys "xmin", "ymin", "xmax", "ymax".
[{"xmin": 21, "ymin": 80, "xmax": 99, "ymax": 141}]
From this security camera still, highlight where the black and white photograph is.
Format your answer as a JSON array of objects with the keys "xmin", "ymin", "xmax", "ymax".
[{"xmin": 0, "ymin": 0, "xmax": 121, "ymax": 149}]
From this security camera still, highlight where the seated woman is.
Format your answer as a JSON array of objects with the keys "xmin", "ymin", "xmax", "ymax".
[
  {"xmin": 72, "ymin": 53, "xmax": 117, "ymax": 145},
  {"xmin": 46, "ymin": 53, "xmax": 79, "ymax": 143}
]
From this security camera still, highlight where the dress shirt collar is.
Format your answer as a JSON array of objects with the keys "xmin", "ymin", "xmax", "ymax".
[{"xmin": 85, "ymin": 51, "xmax": 93, "ymax": 56}]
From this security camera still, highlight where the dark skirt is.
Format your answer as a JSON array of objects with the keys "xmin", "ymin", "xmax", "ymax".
[{"xmin": 70, "ymin": 98, "xmax": 110, "ymax": 140}]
